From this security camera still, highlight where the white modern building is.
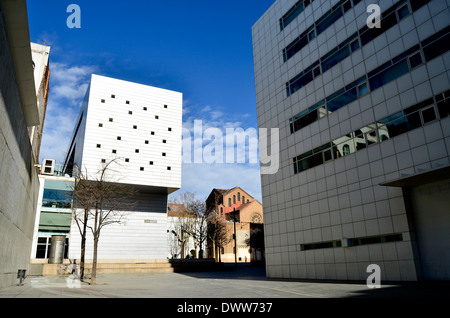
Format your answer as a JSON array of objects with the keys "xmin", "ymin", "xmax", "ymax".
[
  {"xmin": 63, "ymin": 74, "xmax": 182, "ymax": 261},
  {"xmin": 253, "ymin": 0, "xmax": 450, "ymax": 281}
]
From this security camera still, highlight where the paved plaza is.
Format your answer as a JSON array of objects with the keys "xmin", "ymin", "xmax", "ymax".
[{"xmin": 1, "ymin": 264, "xmax": 449, "ymax": 299}]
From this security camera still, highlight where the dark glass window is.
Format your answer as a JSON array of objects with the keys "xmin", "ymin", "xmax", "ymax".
[
  {"xmin": 301, "ymin": 240, "xmax": 341, "ymax": 251},
  {"xmin": 409, "ymin": 52, "xmax": 423, "ymax": 69},
  {"xmin": 423, "ymin": 29, "xmax": 450, "ymax": 62},
  {"xmin": 437, "ymin": 92, "xmax": 450, "ymax": 119},
  {"xmin": 316, "ymin": 6, "xmax": 343, "ymax": 35},
  {"xmin": 348, "ymin": 234, "xmax": 403, "ymax": 246},
  {"xmin": 284, "ymin": 35, "xmax": 309, "ymax": 61},
  {"xmin": 327, "ymin": 88, "xmax": 358, "ymax": 112},
  {"xmin": 321, "ymin": 46, "xmax": 350, "ymax": 72},
  {"xmin": 410, "ymin": 0, "xmax": 431, "ymax": 11},
  {"xmin": 350, "ymin": 39, "xmax": 360, "ymax": 52},
  {"xmin": 42, "ymin": 189, "xmax": 72, "ymax": 209},
  {"xmin": 397, "ymin": 4, "xmax": 410, "ymax": 20},
  {"xmin": 313, "ymin": 66, "xmax": 321, "ymax": 78},
  {"xmin": 358, "ymin": 83, "xmax": 368, "ymax": 97},
  {"xmin": 280, "ymin": 0, "xmax": 309, "ymax": 31},
  {"xmin": 343, "ymin": 0, "xmax": 352, "ymax": 12},
  {"xmin": 369, "ymin": 59, "xmax": 409, "ymax": 91},
  {"xmin": 422, "ymin": 107, "xmax": 436, "ymax": 124}
]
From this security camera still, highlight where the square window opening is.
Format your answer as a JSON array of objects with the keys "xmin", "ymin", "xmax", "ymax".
[
  {"xmin": 350, "ymin": 39, "xmax": 360, "ymax": 52},
  {"xmin": 313, "ymin": 66, "xmax": 321, "ymax": 78},
  {"xmin": 358, "ymin": 82, "xmax": 369, "ymax": 97},
  {"xmin": 397, "ymin": 4, "xmax": 410, "ymax": 20},
  {"xmin": 422, "ymin": 107, "xmax": 437, "ymax": 124},
  {"xmin": 409, "ymin": 52, "xmax": 423, "ymax": 69}
]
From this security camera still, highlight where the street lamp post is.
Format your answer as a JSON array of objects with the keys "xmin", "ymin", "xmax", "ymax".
[{"xmin": 232, "ymin": 208, "xmax": 238, "ymax": 267}]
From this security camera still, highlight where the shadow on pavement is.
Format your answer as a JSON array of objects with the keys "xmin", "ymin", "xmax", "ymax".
[
  {"xmin": 177, "ymin": 263, "xmax": 268, "ymax": 281},
  {"xmin": 344, "ymin": 281, "xmax": 450, "ymax": 298}
]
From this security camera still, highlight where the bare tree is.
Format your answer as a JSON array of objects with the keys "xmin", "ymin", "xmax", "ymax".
[
  {"xmin": 169, "ymin": 192, "xmax": 199, "ymax": 258},
  {"xmin": 207, "ymin": 212, "xmax": 232, "ymax": 263},
  {"xmin": 185, "ymin": 198, "xmax": 208, "ymax": 259},
  {"xmin": 71, "ymin": 167, "xmax": 95, "ymax": 280},
  {"xmin": 71, "ymin": 159, "xmax": 137, "ymax": 285}
]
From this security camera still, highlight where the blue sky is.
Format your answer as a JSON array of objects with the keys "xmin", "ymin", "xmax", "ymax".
[{"xmin": 27, "ymin": 0, "xmax": 274, "ymax": 201}]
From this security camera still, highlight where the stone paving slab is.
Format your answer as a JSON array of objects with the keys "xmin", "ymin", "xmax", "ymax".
[{"xmin": 1, "ymin": 264, "xmax": 449, "ymax": 299}]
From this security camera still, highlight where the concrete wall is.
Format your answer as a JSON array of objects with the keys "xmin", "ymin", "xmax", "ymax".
[
  {"xmin": 68, "ymin": 190, "xmax": 169, "ymax": 260},
  {"xmin": 408, "ymin": 179, "xmax": 450, "ymax": 279},
  {"xmin": 0, "ymin": 7, "xmax": 39, "ymax": 288}
]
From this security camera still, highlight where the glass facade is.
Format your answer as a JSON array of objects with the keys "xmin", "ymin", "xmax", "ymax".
[
  {"xmin": 35, "ymin": 178, "xmax": 73, "ymax": 259},
  {"xmin": 284, "ymin": 0, "xmax": 432, "ymax": 97},
  {"xmin": 290, "ymin": 25, "xmax": 450, "ymax": 134},
  {"xmin": 293, "ymin": 90, "xmax": 450, "ymax": 174}
]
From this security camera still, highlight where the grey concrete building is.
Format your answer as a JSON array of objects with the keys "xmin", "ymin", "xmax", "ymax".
[
  {"xmin": 0, "ymin": 0, "xmax": 45, "ymax": 288},
  {"xmin": 253, "ymin": 0, "xmax": 450, "ymax": 281}
]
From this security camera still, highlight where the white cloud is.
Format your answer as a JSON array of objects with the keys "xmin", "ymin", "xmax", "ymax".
[
  {"xmin": 174, "ymin": 163, "xmax": 262, "ymax": 202},
  {"xmin": 39, "ymin": 62, "xmax": 97, "ymax": 164},
  {"xmin": 176, "ymin": 100, "xmax": 263, "ymax": 201}
]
